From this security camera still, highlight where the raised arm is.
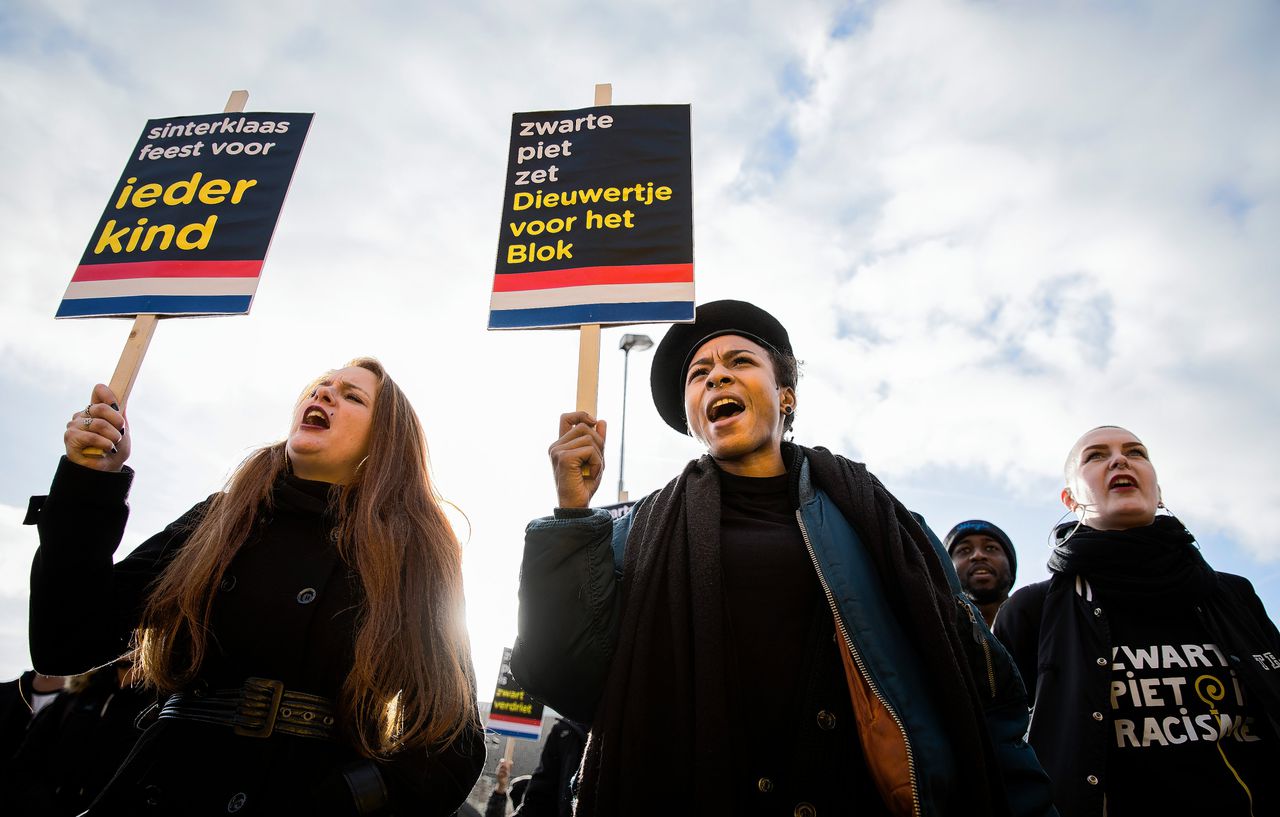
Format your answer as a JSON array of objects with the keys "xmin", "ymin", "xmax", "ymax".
[{"xmin": 511, "ymin": 411, "xmax": 622, "ymax": 722}]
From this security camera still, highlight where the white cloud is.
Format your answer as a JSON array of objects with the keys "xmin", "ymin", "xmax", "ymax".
[{"xmin": 2, "ymin": 0, "xmax": 1278, "ymax": 682}]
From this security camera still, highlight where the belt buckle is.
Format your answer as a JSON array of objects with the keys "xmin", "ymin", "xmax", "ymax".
[{"xmin": 234, "ymin": 677, "xmax": 285, "ymax": 738}]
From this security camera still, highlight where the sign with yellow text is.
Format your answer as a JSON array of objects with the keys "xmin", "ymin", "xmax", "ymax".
[
  {"xmin": 488, "ymin": 104, "xmax": 694, "ymax": 329},
  {"xmin": 485, "ymin": 647, "xmax": 544, "ymax": 740},
  {"xmin": 57, "ymin": 111, "xmax": 313, "ymax": 318}
]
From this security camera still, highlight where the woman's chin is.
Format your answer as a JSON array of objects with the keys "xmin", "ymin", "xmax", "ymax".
[{"xmin": 1092, "ymin": 509, "xmax": 1158, "ymax": 531}]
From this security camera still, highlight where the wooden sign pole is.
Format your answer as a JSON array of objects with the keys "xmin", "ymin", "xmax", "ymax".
[
  {"xmin": 84, "ymin": 90, "xmax": 249, "ymax": 455},
  {"xmin": 576, "ymin": 83, "xmax": 610, "ymax": 476}
]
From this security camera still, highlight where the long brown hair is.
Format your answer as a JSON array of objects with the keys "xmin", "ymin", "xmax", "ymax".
[{"xmin": 132, "ymin": 357, "xmax": 477, "ymax": 756}]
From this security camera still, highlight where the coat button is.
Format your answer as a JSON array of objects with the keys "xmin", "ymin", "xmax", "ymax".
[
  {"xmin": 757, "ymin": 777, "xmax": 774, "ymax": 793},
  {"xmin": 142, "ymin": 784, "xmax": 163, "ymax": 808},
  {"xmin": 1092, "ymin": 711, "xmax": 1104, "ymax": 721},
  {"xmin": 1096, "ymin": 657, "xmax": 1108, "ymax": 666},
  {"xmin": 1086, "ymin": 774, "xmax": 1099, "ymax": 785},
  {"xmin": 227, "ymin": 792, "xmax": 247, "ymax": 812},
  {"xmin": 219, "ymin": 575, "xmax": 236, "ymax": 592},
  {"xmin": 297, "ymin": 587, "xmax": 317, "ymax": 604},
  {"xmin": 816, "ymin": 710, "xmax": 837, "ymax": 730},
  {"xmin": 794, "ymin": 803, "xmax": 817, "ymax": 817}
]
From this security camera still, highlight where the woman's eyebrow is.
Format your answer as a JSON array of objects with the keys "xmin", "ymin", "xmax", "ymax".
[
  {"xmin": 688, "ymin": 356, "xmax": 712, "ymax": 369},
  {"xmin": 331, "ymin": 379, "xmax": 371, "ymax": 398}
]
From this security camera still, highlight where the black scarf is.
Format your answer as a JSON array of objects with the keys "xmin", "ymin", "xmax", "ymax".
[
  {"xmin": 1047, "ymin": 515, "xmax": 1217, "ymax": 603},
  {"xmin": 574, "ymin": 444, "xmax": 1005, "ymax": 816}
]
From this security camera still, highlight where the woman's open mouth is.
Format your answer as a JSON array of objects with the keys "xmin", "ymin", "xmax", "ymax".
[
  {"xmin": 707, "ymin": 397, "xmax": 745, "ymax": 424},
  {"xmin": 301, "ymin": 405, "xmax": 331, "ymax": 429}
]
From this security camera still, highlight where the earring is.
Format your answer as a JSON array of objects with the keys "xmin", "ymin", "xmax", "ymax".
[
  {"xmin": 783, "ymin": 406, "xmax": 794, "ymax": 416},
  {"xmin": 1046, "ymin": 508, "xmax": 1084, "ymax": 549}
]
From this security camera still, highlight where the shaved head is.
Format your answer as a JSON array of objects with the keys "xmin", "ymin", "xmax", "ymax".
[{"xmin": 1063, "ymin": 425, "xmax": 1141, "ymax": 484}]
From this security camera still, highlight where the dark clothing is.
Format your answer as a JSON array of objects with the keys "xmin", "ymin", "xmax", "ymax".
[
  {"xmin": 514, "ymin": 445, "xmax": 1056, "ymax": 817},
  {"xmin": 718, "ymin": 469, "xmax": 879, "ymax": 815},
  {"xmin": 0, "ymin": 671, "xmax": 47, "ymax": 763},
  {"xmin": 26, "ymin": 457, "xmax": 484, "ymax": 816},
  {"xmin": 2, "ymin": 667, "xmax": 151, "ymax": 816},
  {"xmin": 512, "ymin": 718, "xmax": 586, "ymax": 817},
  {"xmin": 484, "ymin": 789, "xmax": 508, "ymax": 817},
  {"xmin": 719, "ymin": 468, "xmax": 816, "ymax": 736},
  {"xmin": 994, "ymin": 518, "xmax": 1280, "ymax": 817},
  {"xmin": 1104, "ymin": 597, "xmax": 1276, "ymax": 815}
]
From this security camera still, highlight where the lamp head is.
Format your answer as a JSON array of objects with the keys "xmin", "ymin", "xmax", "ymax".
[{"xmin": 619, "ymin": 333, "xmax": 654, "ymax": 353}]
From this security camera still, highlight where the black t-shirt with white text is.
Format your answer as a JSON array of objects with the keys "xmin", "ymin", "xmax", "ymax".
[{"xmin": 1105, "ymin": 598, "xmax": 1278, "ymax": 815}]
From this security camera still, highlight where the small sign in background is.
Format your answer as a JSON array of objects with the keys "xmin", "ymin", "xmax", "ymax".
[{"xmin": 485, "ymin": 646, "xmax": 545, "ymax": 741}]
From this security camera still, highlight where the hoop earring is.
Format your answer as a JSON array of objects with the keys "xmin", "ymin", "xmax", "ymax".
[
  {"xmin": 1047, "ymin": 508, "xmax": 1083, "ymax": 549},
  {"xmin": 283, "ymin": 447, "xmax": 293, "ymax": 475}
]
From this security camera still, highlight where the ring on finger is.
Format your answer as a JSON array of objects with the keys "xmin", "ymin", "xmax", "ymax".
[{"xmin": 81, "ymin": 417, "xmax": 93, "ymax": 429}]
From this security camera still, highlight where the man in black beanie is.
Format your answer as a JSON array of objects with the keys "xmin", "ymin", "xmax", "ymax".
[{"xmin": 946, "ymin": 520, "xmax": 1017, "ymax": 627}]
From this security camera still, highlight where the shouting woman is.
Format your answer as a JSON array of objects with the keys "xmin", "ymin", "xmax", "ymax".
[
  {"xmin": 26, "ymin": 358, "xmax": 484, "ymax": 816},
  {"xmin": 513, "ymin": 300, "xmax": 1055, "ymax": 817}
]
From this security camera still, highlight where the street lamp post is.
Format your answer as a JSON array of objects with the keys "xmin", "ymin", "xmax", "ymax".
[{"xmin": 616, "ymin": 333, "xmax": 653, "ymax": 503}]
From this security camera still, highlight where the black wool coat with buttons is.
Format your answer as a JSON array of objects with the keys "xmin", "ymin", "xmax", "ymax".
[{"xmin": 26, "ymin": 457, "xmax": 485, "ymax": 817}]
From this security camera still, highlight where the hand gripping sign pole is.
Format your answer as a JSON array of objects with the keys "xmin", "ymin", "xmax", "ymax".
[
  {"xmin": 65, "ymin": 92, "xmax": 311, "ymax": 456},
  {"xmin": 82, "ymin": 90, "xmax": 249, "ymax": 456}
]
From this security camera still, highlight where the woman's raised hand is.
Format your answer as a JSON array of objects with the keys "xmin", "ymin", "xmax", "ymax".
[
  {"xmin": 550, "ymin": 411, "xmax": 607, "ymax": 509},
  {"xmin": 64, "ymin": 384, "xmax": 130, "ymax": 471}
]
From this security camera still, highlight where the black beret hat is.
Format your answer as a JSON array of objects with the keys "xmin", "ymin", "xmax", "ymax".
[
  {"xmin": 944, "ymin": 519, "xmax": 1018, "ymax": 584},
  {"xmin": 650, "ymin": 299, "xmax": 793, "ymax": 433}
]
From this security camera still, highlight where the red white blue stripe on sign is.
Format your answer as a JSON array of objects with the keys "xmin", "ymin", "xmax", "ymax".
[
  {"xmin": 56, "ymin": 260, "xmax": 262, "ymax": 318},
  {"xmin": 485, "ymin": 712, "xmax": 543, "ymax": 740},
  {"xmin": 488, "ymin": 263, "xmax": 695, "ymax": 329}
]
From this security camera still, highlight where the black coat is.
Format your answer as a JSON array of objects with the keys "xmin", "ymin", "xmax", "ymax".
[
  {"xmin": 26, "ymin": 457, "xmax": 484, "ymax": 816},
  {"xmin": 0, "ymin": 671, "xmax": 43, "ymax": 764},
  {"xmin": 994, "ymin": 570, "xmax": 1280, "ymax": 817},
  {"xmin": 513, "ymin": 718, "xmax": 586, "ymax": 817},
  {"xmin": 2, "ymin": 665, "xmax": 151, "ymax": 816}
]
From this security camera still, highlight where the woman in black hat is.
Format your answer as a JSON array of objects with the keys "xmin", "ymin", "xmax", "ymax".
[
  {"xmin": 993, "ymin": 426, "xmax": 1280, "ymax": 817},
  {"xmin": 513, "ymin": 300, "xmax": 1055, "ymax": 817}
]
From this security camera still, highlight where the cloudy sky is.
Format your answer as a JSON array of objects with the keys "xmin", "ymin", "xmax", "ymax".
[{"xmin": 2, "ymin": 0, "xmax": 1277, "ymax": 693}]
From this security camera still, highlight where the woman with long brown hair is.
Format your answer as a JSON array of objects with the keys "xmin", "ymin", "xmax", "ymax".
[{"xmin": 26, "ymin": 357, "xmax": 484, "ymax": 816}]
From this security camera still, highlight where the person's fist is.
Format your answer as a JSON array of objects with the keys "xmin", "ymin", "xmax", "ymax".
[
  {"xmin": 549, "ymin": 411, "xmax": 607, "ymax": 508},
  {"xmin": 495, "ymin": 757, "xmax": 512, "ymax": 794},
  {"xmin": 64, "ymin": 384, "xmax": 130, "ymax": 471}
]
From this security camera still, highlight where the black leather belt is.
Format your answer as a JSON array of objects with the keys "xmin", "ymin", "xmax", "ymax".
[{"xmin": 158, "ymin": 677, "xmax": 336, "ymax": 740}]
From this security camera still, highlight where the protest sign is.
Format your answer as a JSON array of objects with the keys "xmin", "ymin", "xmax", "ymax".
[
  {"xmin": 485, "ymin": 647, "xmax": 545, "ymax": 741},
  {"xmin": 58, "ymin": 91, "xmax": 310, "ymax": 456},
  {"xmin": 57, "ymin": 107, "xmax": 313, "ymax": 318},
  {"xmin": 488, "ymin": 100, "xmax": 694, "ymax": 330}
]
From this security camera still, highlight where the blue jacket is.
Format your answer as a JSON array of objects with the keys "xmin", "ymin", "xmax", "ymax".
[{"xmin": 513, "ymin": 454, "xmax": 1055, "ymax": 817}]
